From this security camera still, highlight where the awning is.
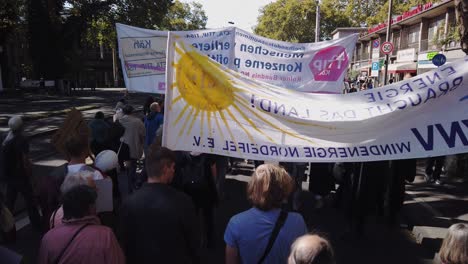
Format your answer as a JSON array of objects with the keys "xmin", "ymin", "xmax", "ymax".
[
  {"xmin": 417, "ymin": 61, "xmax": 437, "ymax": 69},
  {"xmin": 388, "ymin": 62, "xmax": 417, "ymax": 73}
]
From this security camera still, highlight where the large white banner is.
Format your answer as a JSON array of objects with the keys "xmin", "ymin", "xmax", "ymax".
[
  {"xmin": 163, "ymin": 37, "xmax": 468, "ymax": 162},
  {"xmin": 116, "ymin": 23, "xmax": 358, "ymax": 94}
]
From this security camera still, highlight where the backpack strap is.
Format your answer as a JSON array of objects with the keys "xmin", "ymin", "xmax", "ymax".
[
  {"xmin": 54, "ymin": 223, "xmax": 90, "ymax": 264},
  {"xmin": 258, "ymin": 210, "xmax": 288, "ymax": 264},
  {"xmin": 50, "ymin": 208, "xmax": 59, "ymax": 229}
]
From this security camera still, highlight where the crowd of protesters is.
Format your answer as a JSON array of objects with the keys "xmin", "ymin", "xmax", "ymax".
[{"xmin": 0, "ymin": 92, "xmax": 464, "ymax": 264}]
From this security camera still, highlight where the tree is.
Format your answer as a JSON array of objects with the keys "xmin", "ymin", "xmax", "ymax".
[
  {"xmin": 343, "ymin": 0, "xmax": 385, "ymax": 27},
  {"xmin": 320, "ymin": 0, "xmax": 355, "ymax": 37},
  {"xmin": 366, "ymin": 0, "xmax": 431, "ymax": 28},
  {"xmin": 254, "ymin": 0, "xmax": 352, "ymax": 43},
  {"xmin": 160, "ymin": 0, "xmax": 207, "ymax": 31},
  {"xmin": 0, "ymin": 0, "xmax": 26, "ymax": 44},
  {"xmin": 0, "ymin": 0, "xmax": 27, "ymax": 87},
  {"xmin": 27, "ymin": 0, "xmax": 117, "ymax": 79},
  {"xmin": 254, "ymin": 0, "xmax": 317, "ymax": 43},
  {"xmin": 455, "ymin": 0, "xmax": 468, "ymax": 55},
  {"xmin": 115, "ymin": 0, "xmax": 174, "ymax": 29}
]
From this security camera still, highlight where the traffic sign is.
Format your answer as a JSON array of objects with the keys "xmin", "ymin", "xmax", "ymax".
[
  {"xmin": 371, "ymin": 62, "xmax": 380, "ymax": 70},
  {"xmin": 373, "ymin": 39, "xmax": 380, "ymax": 48},
  {"xmin": 381, "ymin": 42, "xmax": 394, "ymax": 55},
  {"xmin": 432, "ymin": 54, "xmax": 447, "ymax": 66}
]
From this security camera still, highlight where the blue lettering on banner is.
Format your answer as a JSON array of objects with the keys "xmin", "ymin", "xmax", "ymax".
[
  {"xmin": 239, "ymin": 44, "xmax": 304, "ymax": 59},
  {"xmin": 243, "ymin": 59, "xmax": 302, "ymax": 73},
  {"xmin": 133, "ymin": 40, "xmax": 151, "ymax": 49},
  {"xmin": 191, "ymin": 40, "xmax": 231, "ymax": 52},
  {"xmin": 411, "ymin": 120, "xmax": 468, "ymax": 150},
  {"xmin": 362, "ymin": 71, "xmax": 463, "ymax": 116},
  {"xmin": 212, "ymin": 140, "xmax": 412, "ymax": 158}
]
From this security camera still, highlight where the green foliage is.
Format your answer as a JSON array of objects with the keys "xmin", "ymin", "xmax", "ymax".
[
  {"xmin": 115, "ymin": 0, "xmax": 174, "ymax": 29},
  {"xmin": 344, "ymin": 0, "xmax": 386, "ymax": 27},
  {"xmin": 84, "ymin": 16, "xmax": 117, "ymax": 49},
  {"xmin": 0, "ymin": 0, "xmax": 26, "ymax": 43},
  {"xmin": 320, "ymin": 0, "xmax": 353, "ymax": 38},
  {"xmin": 254, "ymin": 0, "xmax": 352, "ymax": 43},
  {"xmin": 366, "ymin": 0, "xmax": 432, "ymax": 28},
  {"xmin": 160, "ymin": 0, "xmax": 208, "ymax": 30},
  {"xmin": 432, "ymin": 23, "xmax": 461, "ymax": 48},
  {"xmin": 254, "ymin": 0, "xmax": 317, "ymax": 43}
]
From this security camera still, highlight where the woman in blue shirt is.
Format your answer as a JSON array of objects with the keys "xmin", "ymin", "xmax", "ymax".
[{"xmin": 224, "ymin": 164, "xmax": 308, "ymax": 264}]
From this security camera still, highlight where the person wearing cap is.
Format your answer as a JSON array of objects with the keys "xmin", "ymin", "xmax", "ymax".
[
  {"xmin": 95, "ymin": 150, "xmax": 121, "ymax": 204},
  {"xmin": 1, "ymin": 116, "xmax": 41, "ymax": 230}
]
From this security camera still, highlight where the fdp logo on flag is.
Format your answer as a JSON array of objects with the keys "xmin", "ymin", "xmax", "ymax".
[{"xmin": 309, "ymin": 46, "xmax": 349, "ymax": 81}]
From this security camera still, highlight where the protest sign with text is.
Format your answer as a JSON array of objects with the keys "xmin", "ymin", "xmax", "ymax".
[
  {"xmin": 163, "ymin": 35, "xmax": 468, "ymax": 162},
  {"xmin": 116, "ymin": 23, "xmax": 357, "ymax": 94}
]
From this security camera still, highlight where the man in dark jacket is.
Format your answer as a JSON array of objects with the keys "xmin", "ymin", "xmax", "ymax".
[
  {"xmin": 120, "ymin": 146, "xmax": 200, "ymax": 264},
  {"xmin": 88, "ymin": 111, "xmax": 110, "ymax": 156},
  {"xmin": 2, "ymin": 116, "xmax": 41, "ymax": 229}
]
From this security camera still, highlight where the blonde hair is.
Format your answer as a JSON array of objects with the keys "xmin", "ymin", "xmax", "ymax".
[
  {"xmin": 439, "ymin": 223, "xmax": 468, "ymax": 264},
  {"xmin": 288, "ymin": 234, "xmax": 335, "ymax": 264},
  {"xmin": 247, "ymin": 164, "xmax": 293, "ymax": 211}
]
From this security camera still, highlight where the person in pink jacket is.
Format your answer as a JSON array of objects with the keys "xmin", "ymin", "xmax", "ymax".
[{"xmin": 38, "ymin": 185, "xmax": 124, "ymax": 264}]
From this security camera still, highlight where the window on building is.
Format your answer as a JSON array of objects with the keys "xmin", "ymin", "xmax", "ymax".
[
  {"xmin": 407, "ymin": 24, "xmax": 419, "ymax": 44},
  {"xmin": 428, "ymin": 15, "xmax": 445, "ymax": 42},
  {"xmin": 392, "ymin": 32, "xmax": 400, "ymax": 48}
]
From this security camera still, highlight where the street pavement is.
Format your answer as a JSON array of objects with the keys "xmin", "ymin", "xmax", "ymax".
[{"xmin": 1, "ymin": 88, "xmax": 466, "ymax": 263}]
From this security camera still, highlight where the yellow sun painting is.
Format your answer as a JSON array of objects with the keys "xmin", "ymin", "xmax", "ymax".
[{"xmin": 169, "ymin": 42, "xmax": 322, "ymax": 150}]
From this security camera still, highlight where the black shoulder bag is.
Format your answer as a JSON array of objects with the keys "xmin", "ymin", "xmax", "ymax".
[
  {"xmin": 53, "ymin": 223, "xmax": 90, "ymax": 264},
  {"xmin": 258, "ymin": 210, "xmax": 288, "ymax": 264}
]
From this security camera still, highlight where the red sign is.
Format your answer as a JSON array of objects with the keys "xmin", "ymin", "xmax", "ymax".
[
  {"xmin": 367, "ymin": 2, "xmax": 433, "ymax": 34},
  {"xmin": 381, "ymin": 42, "xmax": 394, "ymax": 54}
]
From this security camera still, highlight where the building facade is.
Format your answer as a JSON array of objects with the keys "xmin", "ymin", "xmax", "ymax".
[{"xmin": 351, "ymin": 0, "xmax": 463, "ymax": 85}]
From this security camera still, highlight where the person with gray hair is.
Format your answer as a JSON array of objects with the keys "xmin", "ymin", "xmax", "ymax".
[
  {"xmin": 288, "ymin": 234, "xmax": 335, "ymax": 264},
  {"xmin": 49, "ymin": 171, "xmax": 96, "ymax": 229},
  {"xmin": 1, "ymin": 116, "xmax": 41, "ymax": 230}
]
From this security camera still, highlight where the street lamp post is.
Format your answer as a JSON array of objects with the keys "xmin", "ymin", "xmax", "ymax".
[
  {"xmin": 384, "ymin": 0, "xmax": 393, "ymax": 85},
  {"xmin": 315, "ymin": 0, "xmax": 321, "ymax": 42}
]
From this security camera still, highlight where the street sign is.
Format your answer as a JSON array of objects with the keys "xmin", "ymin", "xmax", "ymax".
[
  {"xmin": 426, "ymin": 51, "xmax": 439, "ymax": 60},
  {"xmin": 379, "ymin": 59, "xmax": 385, "ymax": 67},
  {"xmin": 373, "ymin": 39, "xmax": 380, "ymax": 48},
  {"xmin": 432, "ymin": 54, "xmax": 447, "ymax": 66},
  {"xmin": 381, "ymin": 42, "xmax": 394, "ymax": 55},
  {"xmin": 371, "ymin": 62, "xmax": 380, "ymax": 70},
  {"xmin": 371, "ymin": 62, "xmax": 380, "ymax": 77}
]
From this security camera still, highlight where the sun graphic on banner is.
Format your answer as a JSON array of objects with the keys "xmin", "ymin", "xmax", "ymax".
[{"xmin": 170, "ymin": 42, "xmax": 319, "ymax": 146}]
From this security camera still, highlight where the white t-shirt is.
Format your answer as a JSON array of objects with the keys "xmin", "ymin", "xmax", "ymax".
[{"xmin": 67, "ymin": 164, "xmax": 104, "ymax": 180}]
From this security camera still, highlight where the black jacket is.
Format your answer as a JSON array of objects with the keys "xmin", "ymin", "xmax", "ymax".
[{"xmin": 120, "ymin": 183, "xmax": 200, "ymax": 264}]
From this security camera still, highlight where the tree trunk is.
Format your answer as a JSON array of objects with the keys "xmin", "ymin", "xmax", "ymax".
[{"xmin": 455, "ymin": 0, "xmax": 468, "ymax": 54}]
